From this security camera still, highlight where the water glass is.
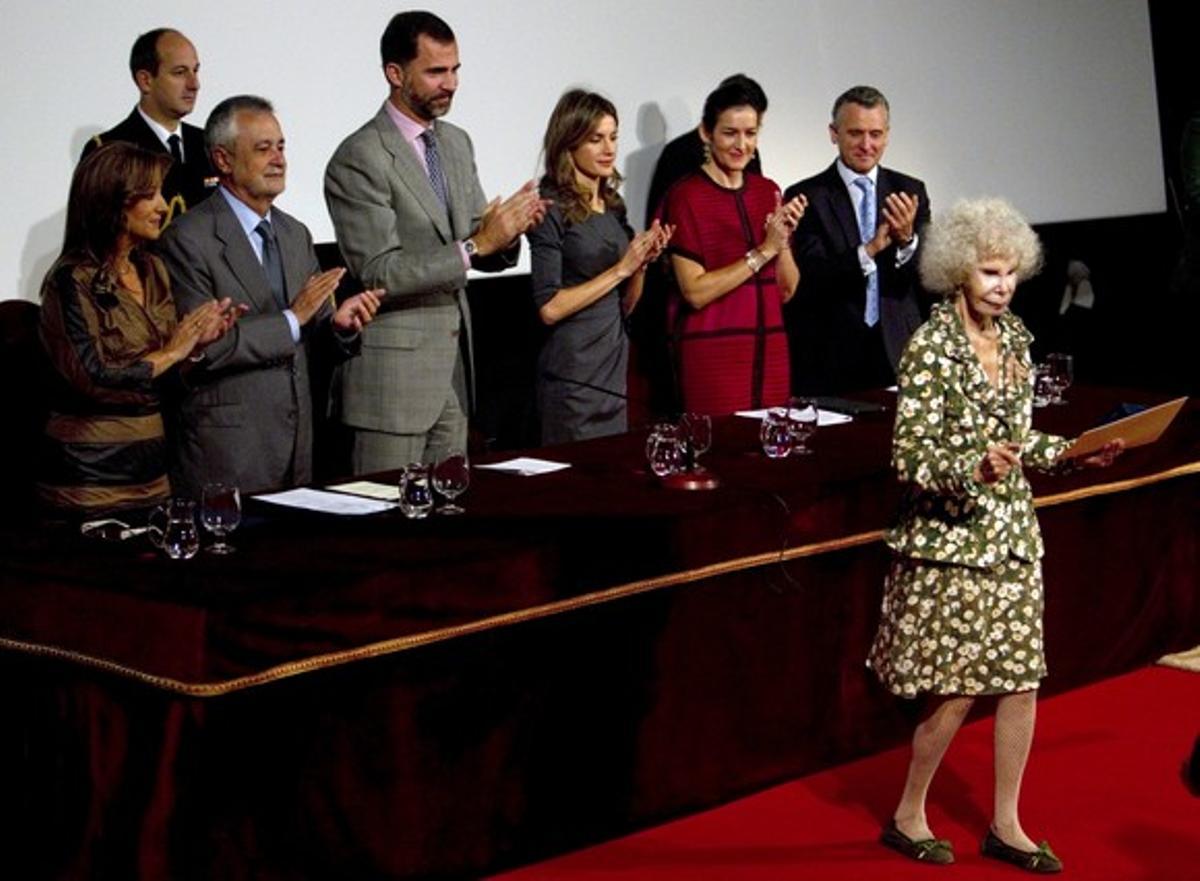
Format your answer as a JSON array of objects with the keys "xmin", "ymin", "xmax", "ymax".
[
  {"xmin": 200, "ymin": 482, "xmax": 241, "ymax": 554},
  {"xmin": 1033, "ymin": 364, "xmax": 1055, "ymax": 408},
  {"xmin": 681, "ymin": 412, "xmax": 712, "ymax": 468},
  {"xmin": 398, "ymin": 463, "xmax": 434, "ymax": 519},
  {"xmin": 646, "ymin": 423, "xmax": 684, "ymax": 477},
  {"xmin": 786, "ymin": 397, "xmax": 818, "ymax": 456},
  {"xmin": 760, "ymin": 408, "xmax": 792, "ymax": 459},
  {"xmin": 148, "ymin": 498, "xmax": 200, "ymax": 560},
  {"xmin": 432, "ymin": 453, "xmax": 470, "ymax": 515},
  {"xmin": 1045, "ymin": 352, "xmax": 1074, "ymax": 405}
]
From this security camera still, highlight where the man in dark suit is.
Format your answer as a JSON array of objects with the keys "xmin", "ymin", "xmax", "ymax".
[
  {"xmin": 81, "ymin": 28, "xmax": 217, "ymax": 222},
  {"xmin": 160, "ymin": 96, "xmax": 380, "ymax": 498},
  {"xmin": 325, "ymin": 10, "xmax": 547, "ymax": 473},
  {"xmin": 785, "ymin": 86, "xmax": 930, "ymax": 394}
]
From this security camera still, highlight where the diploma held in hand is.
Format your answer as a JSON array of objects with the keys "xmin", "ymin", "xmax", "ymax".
[{"xmin": 1063, "ymin": 396, "xmax": 1187, "ymax": 459}]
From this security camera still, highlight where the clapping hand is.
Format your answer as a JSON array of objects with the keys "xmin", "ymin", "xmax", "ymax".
[
  {"xmin": 474, "ymin": 181, "xmax": 553, "ymax": 256},
  {"xmin": 195, "ymin": 297, "xmax": 247, "ymax": 347},
  {"xmin": 291, "ymin": 267, "xmax": 347, "ymax": 326},
  {"xmin": 618, "ymin": 219, "xmax": 674, "ymax": 277},
  {"xmin": 763, "ymin": 193, "xmax": 807, "ymax": 254},
  {"xmin": 881, "ymin": 192, "xmax": 919, "ymax": 245},
  {"xmin": 868, "ymin": 192, "xmax": 921, "ymax": 256},
  {"xmin": 333, "ymin": 287, "xmax": 383, "ymax": 334}
]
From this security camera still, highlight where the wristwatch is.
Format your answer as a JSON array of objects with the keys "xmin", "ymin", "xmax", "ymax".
[{"xmin": 463, "ymin": 237, "xmax": 479, "ymax": 258}]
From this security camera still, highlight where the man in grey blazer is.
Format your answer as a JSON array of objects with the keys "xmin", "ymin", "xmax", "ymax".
[
  {"xmin": 162, "ymin": 95, "xmax": 380, "ymax": 498},
  {"xmin": 325, "ymin": 10, "xmax": 547, "ymax": 472}
]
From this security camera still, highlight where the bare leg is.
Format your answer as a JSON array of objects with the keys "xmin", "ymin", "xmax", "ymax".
[
  {"xmin": 893, "ymin": 695, "xmax": 975, "ymax": 839},
  {"xmin": 992, "ymin": 689, "xmax": 1039, "ymax": 850}
]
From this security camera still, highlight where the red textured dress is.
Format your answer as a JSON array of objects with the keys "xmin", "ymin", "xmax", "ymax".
[{"xmin": 663, "ymin": 171, "xmax": 791, "ymax": 414}]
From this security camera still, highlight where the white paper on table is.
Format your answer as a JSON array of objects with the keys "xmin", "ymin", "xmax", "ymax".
[
  {"xmin": 254, "ymin": 487, "xmax": 396, "ymax": 515},
  {"xmin": 735, "ymin": 408, "xmax": 853, "ymax": 427},
  {"xmin": 475, "ymin": 457, "xmax": 571, "ymax": 476},
  {"xmin": 326, "ymin": 480, "xmax": 400, "ymax": 502}
]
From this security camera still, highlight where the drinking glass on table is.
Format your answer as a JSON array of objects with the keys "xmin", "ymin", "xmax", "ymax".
[
  {"xmin": 148, "ymin": 498, "xmax": 200, "ymax": 560},
  {"xmin": 200, "ymin": 482, "xmax": 241, "ymax": 554},
  {"xmin": 1033, "ymin": 364, "xmax": 1055, "ymax": 408},
  {"xmin": 1045, "ymin": 352, "xmax": 1074, "ymax": 405},
  {"xmin": 760, "ymin": 408, "xmax": 792, "ymax": 459},
  {"xmin": 432, "ymin": 452, "xmax": 470, "ymax": 515},
  {"xmin": 786, "ymin": 397, "xmax": 819, "ymax": 456},
  {"xmin": 646, "ymin": 422, "xmax": 684, "ymax": 477},
  {"xmin": 399, "ymin": 463, "xmax": 434, "ymax": 519},
  {"xmin": 681, "ymin": 412, "xmax": 712, "ymax": 470}
]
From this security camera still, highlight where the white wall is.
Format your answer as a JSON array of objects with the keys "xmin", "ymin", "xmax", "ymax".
[{"xmin": 3, "ymin": 0, "xmax": 1163, "ymax": 302}]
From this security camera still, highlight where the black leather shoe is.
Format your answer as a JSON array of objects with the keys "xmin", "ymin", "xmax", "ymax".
[
  {"xmin": 880, "ymin": 819, "xmax": 954, "ymax": 865},
  {"xmin": 981, "ymin": 828, "xmax": 1062, "ymax": 873}
]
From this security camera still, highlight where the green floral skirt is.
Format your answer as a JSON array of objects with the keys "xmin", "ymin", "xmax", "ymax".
[{"xmin": 867, "ymin": 554, "xmax": 1047, "ymax": 698}]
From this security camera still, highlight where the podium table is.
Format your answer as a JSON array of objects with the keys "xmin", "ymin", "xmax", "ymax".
[{"xmin": 3, "ymin": 387, "xmax": 1197, "ymax": 880}]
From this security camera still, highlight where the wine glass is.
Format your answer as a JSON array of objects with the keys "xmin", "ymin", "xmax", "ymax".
[
  {"xmin": 200, "ymin": 483, "xmax": 241, "ymax": 555},
  {"xmin": 399, "ymin": 464, "xmax": 434, "ymax": 519},
  {"xmin": 681, "ymin": 413, "xmax": 712, "ymax": 470},
  {"xmin": 786, "ymin": 397, "xmax": 819, "ymax": 456},
  {"xmin": 760, "ymin": 408, "xmax": 792, "ymax": 459},
  {"xmin": 432, "ymin": 452, "xmax": 470, "ymax": 515},
  {"xmin": 1046, "ymin": 353, "xmax": 1073, "ymax": 405}
]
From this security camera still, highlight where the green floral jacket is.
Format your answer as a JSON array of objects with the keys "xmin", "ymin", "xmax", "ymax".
[{"xmin": 885, "ymin": 300, "xmax": 1072, "ymax": 568}]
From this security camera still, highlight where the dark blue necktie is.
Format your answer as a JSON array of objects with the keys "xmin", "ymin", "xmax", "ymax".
[{"xmin": 255, "ymin": 219, "xmax": 287, "ymax": 309}]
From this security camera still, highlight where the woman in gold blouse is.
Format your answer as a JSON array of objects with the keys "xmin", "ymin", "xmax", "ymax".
[
  {"xmin": 39, "ymin": 142, "xmax": 236, "ymax": 514},
  {"xmin": 868, "ymin": 198, "xmax": 1121, "ymax": 873}
]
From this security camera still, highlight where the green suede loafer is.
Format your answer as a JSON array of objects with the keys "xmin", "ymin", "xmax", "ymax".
[
  {"xmin": 880, "ymin": 819, "xmax": 955, "ymax": 865},
  {"xmin": 981, "ymin": 828, "xmax": 1063, "ymax": 873}
]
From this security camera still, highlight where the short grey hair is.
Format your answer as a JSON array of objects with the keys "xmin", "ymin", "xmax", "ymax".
[
  {"xmin": 919, "ymin": 197, "xmax": 1044, "ymax": 296},
  {"xmin": 831, "ymin": 85, "xmax": 889, "ymax": 124},
  {"xmin": 205, "ymin": 95, "xmax": 275, "ymax": 154}
]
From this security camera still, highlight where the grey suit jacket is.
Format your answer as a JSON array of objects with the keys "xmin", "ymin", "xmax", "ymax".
[
  {"xmin": 160, "ymin": 190, "xmax": 356, "ymax": 497},
  {"xmin": 324, "ymin": 105, "xmax": 514, "ymax": 435}
]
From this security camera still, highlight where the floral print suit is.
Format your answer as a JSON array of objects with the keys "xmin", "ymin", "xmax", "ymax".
[{"xmin": 868, "ymin": 301, "xmax": 1072, "ymax": 697}]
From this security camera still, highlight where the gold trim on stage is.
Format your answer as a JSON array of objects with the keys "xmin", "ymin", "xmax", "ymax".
[{"xmin": 4, "ymin": 459, "xmax": 1198, "ymax": 697}]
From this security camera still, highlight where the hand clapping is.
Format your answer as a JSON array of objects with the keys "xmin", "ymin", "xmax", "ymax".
[
  {"xmin": 763, "ymin": 193, "xmax": 807, "ymax": 254},
  {"xmin": 618, "ymin": 219, "xmax": 674, "ymax": 277},
  {"xmin": 474, "ymin": 180, "xmax": 552, "ymax": 256},
  {"xmin": 333, "ymin": 287, "xmax": 383, "ymax": 334}
]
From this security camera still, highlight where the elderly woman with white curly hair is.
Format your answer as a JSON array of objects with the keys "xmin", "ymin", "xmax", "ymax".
[{"xmin": 867, "ymin": 197, "xmax": 1122, "ymax": 873}]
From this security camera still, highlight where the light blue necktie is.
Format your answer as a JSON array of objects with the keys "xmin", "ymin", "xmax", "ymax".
[{"xmin": 853, "ymin": 176, "xmax": 880, "ymax": 327}]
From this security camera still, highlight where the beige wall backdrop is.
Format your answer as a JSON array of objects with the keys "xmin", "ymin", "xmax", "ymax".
[{"xmin": 2, "ymin": 0, "xmax": 1164, "ymax": 302}]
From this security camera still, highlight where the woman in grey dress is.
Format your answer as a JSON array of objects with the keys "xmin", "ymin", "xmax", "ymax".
[{"xmin": 528, "ymin": 90, "xmax": 671, "ymax": 444}]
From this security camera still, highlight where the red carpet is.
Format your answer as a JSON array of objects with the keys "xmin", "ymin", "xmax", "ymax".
[{"xmin": 491, "ymin": 666, "xmax": 1200, "ymax": 880}]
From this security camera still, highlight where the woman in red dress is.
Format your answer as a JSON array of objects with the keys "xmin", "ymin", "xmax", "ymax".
[{"xmin": 663, "ymin": 79, "xmax": 806, "ymax": 414}]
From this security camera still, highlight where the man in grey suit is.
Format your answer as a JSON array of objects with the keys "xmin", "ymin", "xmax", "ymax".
[
  {"xmin": 162, "ymin": 95, "xmax": 381, "ymax": 498},
  {"xmin": 325, "ymin": 10, "xmax": 547, "ymax": 472}
]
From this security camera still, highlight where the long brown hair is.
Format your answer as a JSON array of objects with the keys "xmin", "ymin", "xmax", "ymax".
[
  {"xmin": 62, "ymin": 142, "xmax": 170, "ymax": 264},
  {"xmin": 540, "ymin": 89, "xmax": 624, "ymax": 224}
]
